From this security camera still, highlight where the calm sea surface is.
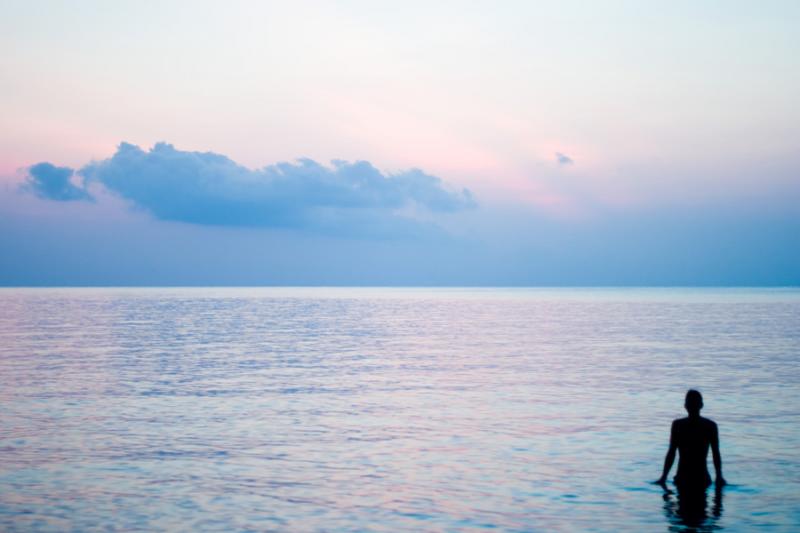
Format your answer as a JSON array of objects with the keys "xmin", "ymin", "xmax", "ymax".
[{"xmin": 1, "ymin": 288, "xmax": 799, "ymax": 532}]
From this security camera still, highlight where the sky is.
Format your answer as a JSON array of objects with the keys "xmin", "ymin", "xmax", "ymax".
[{"xmin": 1, "ymin": 0, "xmax": 798, "ymax": 285}]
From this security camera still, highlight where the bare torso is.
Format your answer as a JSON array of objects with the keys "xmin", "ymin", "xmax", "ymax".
[{"xmin": 671, "ymin": 416, "xmax": 718, "ymax": 487}]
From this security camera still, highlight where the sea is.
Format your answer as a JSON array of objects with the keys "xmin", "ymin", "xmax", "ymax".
[{"xmin": 1, "ymin": 287, "xmax": 798, "ymax": 532}]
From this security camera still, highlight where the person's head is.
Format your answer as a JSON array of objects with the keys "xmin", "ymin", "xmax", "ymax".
[{"xmin": 685, "ymin": 389, "xmax": 703, "ymax": 415}]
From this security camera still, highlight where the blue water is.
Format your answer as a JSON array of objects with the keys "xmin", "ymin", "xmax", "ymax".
[{"xmin": 1, "ymin": 288, "xmax": 799, "ymax": 531}]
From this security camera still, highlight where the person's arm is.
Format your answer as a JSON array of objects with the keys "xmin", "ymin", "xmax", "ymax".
[
  {"xmin": 657, "ymin": 421, "xmax": 678, "ymax": 484},
  {"xmin": 711, "ymin": 422, "xmax": 726, "ymax": 485}
]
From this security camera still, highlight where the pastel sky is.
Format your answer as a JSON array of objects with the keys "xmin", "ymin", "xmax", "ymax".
[{"xmin": 1, "ymin": 1, "xmax": 798, "ymax": 285}]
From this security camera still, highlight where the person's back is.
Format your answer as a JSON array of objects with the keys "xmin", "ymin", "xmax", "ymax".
[
  {"xmin": 671, "ymin": 415, "xmax": 717, "ymax": 487},
  {"xmin": 657, "ymin": 390, "xmax": 725, "ymax": 489}
]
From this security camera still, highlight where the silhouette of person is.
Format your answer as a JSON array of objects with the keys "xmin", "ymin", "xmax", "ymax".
[{"xmin": 656, "ymin": 389, "xmax": 726, "ymax": 489}]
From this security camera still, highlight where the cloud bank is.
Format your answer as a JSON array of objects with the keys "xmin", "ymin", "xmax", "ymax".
[
  {"xmin": 25, "ymin": 143, "xmax": 475, "ymax": 236},
  {"xmin": 23, "ymin": 162, "xmax": 93, "ymax": 201}
]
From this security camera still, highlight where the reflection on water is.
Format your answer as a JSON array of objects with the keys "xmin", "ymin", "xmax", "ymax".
[
  {"xmin": 662, "ymin": 484, "xmax": 724, "ymax": 532},
  {"xmin": 0, "ymin": 288, "xmax": 799, "ymax": 531}
]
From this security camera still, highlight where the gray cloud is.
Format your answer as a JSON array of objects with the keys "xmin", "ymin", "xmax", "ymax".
[
  {"xmin": 555, "ymin": 152, "xmax": 574, "ymax": 166},
  {"xmin": 27, "ymin": 142, "xmax": 475, "ymax": 237},
  {"xmin": 23, "ymin": 162, "xmax": 93, "ymax": 202}
]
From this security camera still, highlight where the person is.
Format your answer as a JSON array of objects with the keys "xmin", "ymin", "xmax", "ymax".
[{"xmin": 656, "ymin": 389, "xmax": 726, "ymax": 489}]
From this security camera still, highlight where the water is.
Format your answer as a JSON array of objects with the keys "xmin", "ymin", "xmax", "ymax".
[{"xmin": 1, "ymin": 287, "xmax": 798, "ymax": 532}]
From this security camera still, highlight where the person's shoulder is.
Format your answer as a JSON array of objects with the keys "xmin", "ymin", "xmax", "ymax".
[
  {"xmin": 672, "ymin": 417, "xmax": 689, "ymax": 427},
  {"xmin": 700, "ymin": 417, "xmax": 718, "ymax": 428}
]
